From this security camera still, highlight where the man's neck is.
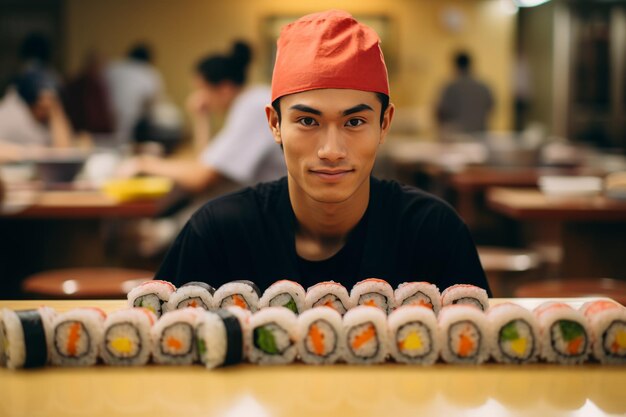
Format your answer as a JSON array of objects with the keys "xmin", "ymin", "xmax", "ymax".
[{"xmin": 288, "ymin": 176, "xmax": 370, "ymax": 261}]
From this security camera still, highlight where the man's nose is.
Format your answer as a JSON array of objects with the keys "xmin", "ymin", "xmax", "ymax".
[{"xmin": 317, "ymin": 126, "xmax": 347, "ymax": 162}]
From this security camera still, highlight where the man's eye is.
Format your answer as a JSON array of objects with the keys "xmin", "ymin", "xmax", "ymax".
[
  {"xmin": 298, "ymin": 117, "xmax": 317, "ymax": 126},
  {"xmin": 345, "ymin": 118, "xmax": 365, "ymax": 127}
]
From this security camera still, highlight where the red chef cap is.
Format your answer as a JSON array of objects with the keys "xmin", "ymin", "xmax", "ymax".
[{"xmin": 271, "ymin": 10, "xmax": 390, "ymax": 102}]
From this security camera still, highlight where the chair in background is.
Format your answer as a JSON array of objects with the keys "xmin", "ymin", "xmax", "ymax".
[
  {"xmin": 478, "ymin": 246, "xmax": 542, "ymax": 297},
  {"xmin": 22, "ymin": 267, "xmax": 153, "ymax": 299},
  {"xmin": 513, "ymin": 278, "xmax": 626, "ymax": 306}
]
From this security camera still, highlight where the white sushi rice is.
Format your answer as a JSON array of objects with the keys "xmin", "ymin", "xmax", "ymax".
[
  {"xmin": 196, "ymin": 311, "xmax": 228, "ymax": 369},
  {"xmin": 441, "ymin": 284, "xmax": 489, "ymax": 311},
  {"xmin": 350, "ymin": 278, "xmax": 395, "ymax": 314},
  {"xmin": 101, "ymin": 308, "xmax": 156, "ymax": 366},
  {"xmin": 151, "ymin": 308, "xmax": 200, "ymax": 365},
  {"xmin": 127, "ymin": 280, "xmax": 176, "ymax": 317},
  {"xmin": 394, "ymin": 282, "xmax": 442, "ymax": 314},
  {"xmin": 51, "ymin": 308, "xmax": 106, "ymax": 367},
  {"xmin": 297, "ymin": 307, "xmax": 345, "ymax": 364},
  {"xmin": 487, "ymin": 303, "xmax": 539, "ymax": 364},
  {"xmin": 225, "ymin": 306, "xmax": 252, "ymax": 360},
  {"xmin": 534, "ymin": 302, "xmax": 590, "ymax": 364},
  {"xmin": 213, "ymin": 282, "xmax": 260, "ymax": 312},
  {"xmin": 343, "ymin": 306, "xmax": 388, "ymax": 364},
  {"xmin": 387, "ymin": 305, "xmax": 440, "ymax": 365},
  {"xmin": 439, "ymin": 305, "xmax": 490, "ymax": 364},
  {"xmin": 259, "ymin": 280, "xmax": 306, "ymax": 314},
  {"xmin": 166, "ymin": 285, "xmax": 213, "ymax": 312},
  {"xmin": 580, "ymin": 300, "xmax": 626, "ymax": 365},
  {"xmin": 249, "ymin": 307, "xmax": 297, "ymax": 365},
  {"xmin": 305, "ymin": 282, "xmax": 352, "ymax": 315}
]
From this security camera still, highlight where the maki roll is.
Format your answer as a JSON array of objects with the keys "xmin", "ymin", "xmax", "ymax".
[
  {"xmin": 534, "ymin": 302, "xmax": 590, "ymax": 365},
  {"xmin": 249, "ymin": 307, "xmax": 297, "ymax": 365},
  {"xmin": 151, "ymin": 308, "xmax": 200, "ymax": 365},
  {"xmin": 439, "ymin": 305, "xmax": 490, "ymax": 364},
  {"xmin": 0, "ymin": 307, "xmax": 56, "ymax": 369},
  {"xmin": 350, "ymin": 278, "xmax": 395, "ymax": 313},
  {"xmin": 441, "ymin": 284, "xmax": 489, "ymax": 311},
  {"xmin": 343, "ymin": 306, "xmax": 388, "ymax": 365},
  {"xmin": 259, "ymin": 280, "xmax": 306, "ymax": 314},
  {"xmin": 51, "ymin": 308, "xmax": 106, "ymax": 367},
  {"xmin": 101, "ymin": 308, "xmax": 156, "ymax": 366},
  {"xmin": 196, "ymin": 309, "xmax": 245, "ymax": 369},
  {"xmin": 305, "ymin": 281, "xmax": 352, "ymax": 315},
  {"xmin": 580, "ymin": 300, "xmax": 625, "ymax": 365},
  {"xmin": 166, "ymin": 281, "xmax": 215, "ymax": 311},
  {"xmin": 127, "ymin": 280, "xmax": 176, "ymax": 318},
  {"xmin": 213, "ymin": 280, "xmax": 261, "ymax": 312},
  {"xmin": 488, "ymin": 303, "xmax": 540, "ymax": 364},
  {"xmin": 387, "ymin": 305, "xmax": 439, "ymax": 365},
  {"xmin": 394, "ymin": 282, "xmax": 442, "ymax": 314},
  {"xmin": 297, "ymin": 307, "xmax": 344, "ymax": 365}
]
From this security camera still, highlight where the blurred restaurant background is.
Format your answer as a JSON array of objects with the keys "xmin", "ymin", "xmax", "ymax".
[{"xmin": 0, "ymin": 0, "xmax": 625, "ymax": 301}]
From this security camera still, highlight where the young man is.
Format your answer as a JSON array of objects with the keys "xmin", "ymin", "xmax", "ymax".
[{"xmin": 156, "ymin": 10, "xmax": 490, "ymax": 295}]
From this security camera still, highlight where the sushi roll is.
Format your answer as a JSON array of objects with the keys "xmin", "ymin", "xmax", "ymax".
[
  {"xmin": 305, "ymin": 281, "xmax": 352, "ymax": 315},
  {"xmin": 213, "ymin": 280, "xmax": 261, "ymax": 312},
  {"xmin": 488, "ymin": 303, "xmax": 540, "ymax": 364},
  {"xmin": 249, "ymin": 307, "xmax": 297, "ymax": 365},
  {"xmin": 343, "ymin": 306, "xmax": 388, "ymax": 365},
  {"xmin": 439, "ymin": 305, "xmax": 490, "ymax": 364},
  {"xmin": 196, "ymin": 309, "xmax": 245, "ymax": 369},
  {"xmin": 441, "ymin": 284, "xmax": 489, "ymax": 311},
  {"xmin": 297, "ymin": 307, "xmax": 344, "ymax": 365},
  {"xmin": 51, "ymin": 308, "xmax": 106, "ymax": 367},
  {"xmin": 127, "ymin": 280, "xmax": 176, "ymax": 318},
  {"xmin": 0, "ymin": 307, "xmax": 56, "ymax": 369},
  {"xmin": 387, "ymin": 305, "xmax": 439, "ymax": 365},
  {"xmin": 534, "ymin": 302, "xmax": 590, "ymax": 365},
  {"xmin": 394, "ymin": 282, "xmax": 442, "ymax": 314},
  {"xmin": 166, "ymin": 281, "xmax": 215, "ymax": 311},
  {"xmin": 151, "ymin": 308, "xmax": 200, "ymax": 365},
  {"xmin": 259, "ymin": 280, "xmax": 306, "ymax": 314},
  {"xmin": 224, "ymin": 306, "xmax": 252, "ymax": 360},
  {"xmin": 580, "ymin": 300, "xmax": 626, "ymax": 365},
  {"xmin": 101, "ymin": 308, "xmax": 156, "ymax": 366},
  {"xmin": 350, "ymin": 278, "xmax": 395, "ymax": 313}
]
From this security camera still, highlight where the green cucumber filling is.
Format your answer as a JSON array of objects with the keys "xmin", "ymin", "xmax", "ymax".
[
  {"xmin": 283, "ymin": 298, "xmax": 298, "ymax": 314},
  {"xmin": 500, "ymin": 321, "xmax": 520, "ymax": 342},
  {"xmin": 254, "ymin": 326, "xmax": 279, "ymax": 354}
]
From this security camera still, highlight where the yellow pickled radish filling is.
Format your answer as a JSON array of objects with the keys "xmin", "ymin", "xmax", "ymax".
[
  {"xmin": 616, "ymin": 331, "xmax": 626, "ymax": 349},
  {"xmin": 111, "ymin": 337, "xmax": 134, "ymax": 354},
  {"xmin": 400, "ymin": 331, "xmax": 423, "ymax": 351},
  {"xmin": 510, "ymin": 338, "xmax": 528, "ymax": 356},
  {"xmin": 499, "ymin": 319, "xmax": 533, "ymax": 360},
  {"xmin": 605, "ymin": 322, "xmax": 626, "ymax": 355}
]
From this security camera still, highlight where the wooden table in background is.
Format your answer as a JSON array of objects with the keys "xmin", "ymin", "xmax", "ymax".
[
  {"xmin": 487, "ymin": 187, "xmax": 626, "ymax": 279},
  {"xmin": 0, "ymin": 298, "xmax": 625, "ymax": 417}
]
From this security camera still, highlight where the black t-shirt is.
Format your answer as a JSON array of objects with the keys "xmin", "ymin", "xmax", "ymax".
[{"xmin": 156, "ymin": 176, "xmax": 491, "ymax": 295}]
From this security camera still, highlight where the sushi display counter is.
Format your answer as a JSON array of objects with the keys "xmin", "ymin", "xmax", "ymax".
[{"xmin": 1, "ymin": 298, "xmax": 625, "ymax": 417}]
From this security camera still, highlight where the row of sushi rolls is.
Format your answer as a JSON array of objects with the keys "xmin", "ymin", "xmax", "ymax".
[{"xmin": 1, "ymin": 278, "xmax": 625, "ymax": 369}]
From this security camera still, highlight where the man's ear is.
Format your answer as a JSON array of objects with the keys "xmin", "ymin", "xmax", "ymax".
[
  {"xmin": 379, "ymin": 103, "xmax": 395, "ymax": 145},
  {"xmin": 265, "ymin": 105, "xmax": 282, "ymax": 145}
]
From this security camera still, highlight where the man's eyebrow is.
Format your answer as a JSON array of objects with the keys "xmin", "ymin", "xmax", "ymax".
[
  {"xmin": 342, "ymin": 103, "xmax": 374, "ymax": 116},
  {"xmin": 288, "ymin": 104, "xmax": 322, "ymax": 115}
]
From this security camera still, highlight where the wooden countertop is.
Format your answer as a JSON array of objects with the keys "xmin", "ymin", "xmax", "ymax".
[{"xmin": 1, "ymin": 298, "xmax": 625, "ymax": 417}]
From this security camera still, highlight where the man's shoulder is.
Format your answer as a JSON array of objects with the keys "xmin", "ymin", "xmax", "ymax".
[
  {"xmin": 189, "ymin": 177, "xmax": 287, "ymax": 230},
  {"xmin": 372, "ymin": 177, "xmax": 459, "ymax": 220}
]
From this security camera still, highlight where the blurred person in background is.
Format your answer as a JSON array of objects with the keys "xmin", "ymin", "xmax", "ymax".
[
  {"xmin": 0, "ymin": 71, "xmax": 72, "ymax": 155},
  {"xmin": 122, "ymin": 40, "xmax": 286, "ymax": 193},
  {"xmin": 436, "ymin": 51, "xmax": 494, "ymax": 139},
  {"xmin": 64, "ymin": 50, "xmax": 115, "ymax": 136},
  {"xmin": 119, "ymin": 40, "xmax": 285, "ymax": 256},
  {"xmin": 106, "ymin": 43, "xmax": 164, "ymax": 144}
]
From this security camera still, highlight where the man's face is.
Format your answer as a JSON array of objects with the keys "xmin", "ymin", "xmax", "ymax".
[{"xmin": 267, "ymin": 88, "xmax": 393, "ymax": 205}]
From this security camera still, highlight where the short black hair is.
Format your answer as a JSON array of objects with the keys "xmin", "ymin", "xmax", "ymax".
[
  {"xmin": 19, "ymin": 33, "xmax": 51, "ymax": 63},
  {"xmin": 196, "ymin": 41, "xmax": 252, "ymax": 86},
  {"xmin": 455, "ymin": 52, "xmax": 471, "ymax": 72},
  {"xmin": 128, "ymin": 44, "xmax": 152, "ymax": 63},
  {"xmin": 271, "ymin": 92, "xmax": 390, "ymax": 126}
]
